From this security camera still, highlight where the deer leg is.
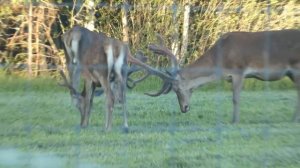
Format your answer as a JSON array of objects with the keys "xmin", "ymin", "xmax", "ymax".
[
  {"xmin": 80, "ymin": 80, "xmax": 95, "ymax": 127},
  {"xmin": 71, "ymin": 64, "xmax": 81, "ymax": 91},
  {"xmin": 121, "ymin": 81, "xmax": 129, "ymax": 132},
  {"xmin": 67, "ymin": 63, "xmax": 81, "ymax": 91},
  {"xmin": 120, "ymin": 66, "xmax": 129, "ymax": 132},
  {"xmin": 99, "ymin": 76, "xmax": 114, "ymax": 131},
  {"xmin": 231, "ymin": 75, "xmax": 244, "ymax": 124},
  {"xmin": 68, "ymin": 63, "xmax": 81, "ymax": 105},
  {"xmin": 292, "ymin": 75, "xmax": 300, "ymax": 122}
]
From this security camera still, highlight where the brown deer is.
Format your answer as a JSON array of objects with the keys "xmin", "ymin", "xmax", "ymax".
[
  {"xmin": 142, "ymin": 30, "xmax": 300, "ymax": 123},
  {"xmin": 60, "ymin": 26, "xmax": 166, "ymax": 131}
]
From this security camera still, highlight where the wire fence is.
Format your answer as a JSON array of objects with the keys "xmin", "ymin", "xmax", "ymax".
[{"xmin": 1, "ymin": 1, "xmax": 300, "ymax": 168}]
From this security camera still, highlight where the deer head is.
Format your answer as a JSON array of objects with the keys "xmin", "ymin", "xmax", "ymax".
[
  {"xmin": 143, "ymin": 34, "xmax": 192, "ymax": 113},
  {"xmin": 58, "ymin": 70, "xmax": 85, "ymax": 115}
]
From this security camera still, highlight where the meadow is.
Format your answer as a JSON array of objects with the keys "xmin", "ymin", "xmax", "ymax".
[{"xmin": 0, "ymin": 75, "xmax": 300, "ymax": 168}]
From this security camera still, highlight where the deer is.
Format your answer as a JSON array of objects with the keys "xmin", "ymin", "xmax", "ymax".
[
  {"xmin": 141, "ymin": 30, "xmax": 300, "ymax": 123},
  {"xmin": 60, "ymin": 26, "xmax": 166, "ymax": 131}
]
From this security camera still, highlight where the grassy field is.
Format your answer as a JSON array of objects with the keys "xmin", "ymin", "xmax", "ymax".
[{"xmin": 0, "ymin": 76, "xmax": 300, "ymax": 168}]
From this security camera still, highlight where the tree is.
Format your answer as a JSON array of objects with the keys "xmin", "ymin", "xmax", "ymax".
[{"xmin": 180, "ymin": 1, "xmax": 190, "ymax": 64}]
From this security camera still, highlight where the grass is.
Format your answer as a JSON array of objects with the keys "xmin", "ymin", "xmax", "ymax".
[{"xmin": 0, "ymin": 76, "xmax": 300, "ymax": 168}]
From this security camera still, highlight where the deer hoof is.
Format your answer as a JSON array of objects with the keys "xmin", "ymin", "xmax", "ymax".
[
  {"xmin": 122, "ymin": 126, "xmax": 129, "ymax": 133},
  {"xmin": 105, "ymin": 126, "xmax": 112, "ymax": 132},
  {"xmin": 80, "ymin": 123, "xmax": 89, "ymax": 128},
  {"xmin": 80, "ymin": 125, "xmax": 88, "ymax": 129},
  {"xmin": 231, "ymin": 120, "xmax": 239, "ymax": 124}
]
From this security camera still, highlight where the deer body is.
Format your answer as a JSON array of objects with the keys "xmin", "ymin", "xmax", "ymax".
[
  {"xmin": 146, "ymin": 30, "xmax": 300, "ymax": 123},
  {"xmin": 182, "ymin": 30, "xmax": 300, "ymax": 80},
  {"xmin": 61, "ymin": 26, "xmax": 129, "ymax": 131}
]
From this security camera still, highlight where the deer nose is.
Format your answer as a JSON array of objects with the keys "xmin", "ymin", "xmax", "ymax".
[{"xmin": 182, "ymin": 105, "xmax": 190, "ymax": 113}]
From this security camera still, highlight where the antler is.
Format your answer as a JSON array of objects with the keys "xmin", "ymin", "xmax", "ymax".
[
  {"xmin": 127, "ymin": 73, "xmax": 150, "ymax": 89},
  {"xmin": 127, "ymin": 51, "xmax": 151, "ymax": 89},
  {"xmin": 127, "ymin": 53, "xmax": 174, "ymax": 82},
  {"xmin": 58, "ymin": 70, "xmax": 80, "ymax": 97},
  {"xmin": 144, "ymin": 34, "xmax": 180, "ymax": 97},
  {"xmin": 144, "ymin": 80, "xmax": 172, "ymax": 96},
  {"xmin": 148, "ymin": 33, "xmax": 179, "ymax": 73},
  {"xmin": 126, "ymin": 34, "xmax": 180, "ymax": 96}
]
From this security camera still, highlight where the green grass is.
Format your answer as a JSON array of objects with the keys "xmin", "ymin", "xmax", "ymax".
[
  {"xmin": 0, "ymin": 75, "xmax": 300, "ymax": 168},
  {"xmin": 130, "ymin": 72, "xmax": 295, "ymax": 92}
]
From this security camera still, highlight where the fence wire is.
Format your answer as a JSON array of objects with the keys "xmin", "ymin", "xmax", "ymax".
[{"xmin": 1, "ymin": 1, "xmax": 300, "ymax": 168}]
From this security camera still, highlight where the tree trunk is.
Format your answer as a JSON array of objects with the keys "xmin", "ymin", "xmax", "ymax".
[
  {"xmin": 171, "ymin": 2, "xmax": 179, "ymax": 59},
  {"xmin": 122, "ymin": 0, "xmax": 129, "ymax": 42},
  {"xmin": 27, "ymin": 0, "xmax": 33, "ymax": 76},
  {"xmin": 180, "ymin": 2, "xmax": 190, "ymax": 64},
  {"xmin": 84, "ymin": 0, "xmax": 95, "ymax": 31},
  {"xmin": 35, "ymin": 7, "xmax": 40, "ymax": 77}
]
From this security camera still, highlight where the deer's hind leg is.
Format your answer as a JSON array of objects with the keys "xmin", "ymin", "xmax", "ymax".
[
  {"xmin": 114, "ymin": 51, "xmax": 129, "ymax": 132},
  {"xmin": 292, "ymin": 74, "xmax": 300, "ymax": 122},
  {"xmin": 118, "ymin": 65, "xmax": 129, "ymax": 132},
  {"xmin": 97, "ymin": 72, "xmax": 114, "ymax": 131}
]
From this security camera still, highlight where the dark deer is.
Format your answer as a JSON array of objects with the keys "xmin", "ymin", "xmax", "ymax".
[
  {"xmin": 142, "ymin": 30, "xmax": 300, "ymax": 123},
  {"xmin": 60, "ymin": 26, "xmax": 162, "ymax": 131}
]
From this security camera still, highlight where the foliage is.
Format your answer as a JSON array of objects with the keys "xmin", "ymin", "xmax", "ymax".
[
  {"xmin": 0, "ymin": 0, "xmax": 299, "ymax": 75},
  {"xmin": 187, "ymin": 0, "xmax": 299, "ymax": 62}
]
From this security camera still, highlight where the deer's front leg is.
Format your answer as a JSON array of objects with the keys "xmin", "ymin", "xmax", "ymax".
[
  {"xmin": 70, "ymin": 64, "xmax": 81, "ymax": 91},
  {"xmin": 293, "ymin": 75, "xmax": 300, "ymax": 122},
  {"xmin": 99, "ymin": 76, "xmax": 114, "ymax": 131},
  {"xmin": 80, "ymin": 80, "xmax": 95, "ymax": 127},
  {"xmin": 68, "ymin": 63, "xmax": 81, "ymax": 105},
  {"xmin": 105, "ymin": 87, "xmax": 114, "ymax": 131},
  {"xmin": 231, "ymin": 75, "xmax": 244, "ymax": 124}
]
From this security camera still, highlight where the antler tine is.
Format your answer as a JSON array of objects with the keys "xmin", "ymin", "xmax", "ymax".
[
  {"xmin": 136, "ymin": 50, "xmax": 148, "ymax": 62},
  {"xmin": 144, "ymin": 69, "xmax": 173, "ymax": 96},
  {"xmin": 127, "ymin": 51, "xmax": 147, "ymax": 76},
  {"xmin": 126, "ymin": 51, "xmax": 151, "ymax": 89},
  {"xmin": 148, "ymin": 34, "xmax": 179, "ymax": 72},
  {"xmin": 156, "ymin": 33, "xmax": 165, "ymax": 47},
  {"xmin": 127, "ymin": 73, "xmax": 150, "ymax": 89},
  {"xmin": 58, "ymin": 70, "xmax": 79, "ymax": 96},
  {"xmin": 144, "ymin": 81, "xmax": 172, "ymax": 97},
  {"xmin": 141, "ymin": 34, "xmax": 181, "ymax": 97},
  {"xmin": 127, "ymin": 54, "xmax": 175, "ymax": 82},
  {"xmin": 127, "ymin": 50, "xmax": 176, "ymax": 97}
]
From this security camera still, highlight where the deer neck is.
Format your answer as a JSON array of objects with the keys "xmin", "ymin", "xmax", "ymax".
[{"xmin": 179, "ymin": 54, "xmax": 217, "ymax": 90}]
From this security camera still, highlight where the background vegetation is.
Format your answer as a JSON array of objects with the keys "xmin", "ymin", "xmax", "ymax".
[{"xmin": 0, "ymin": 0, "xmax": 299, "ymax": 75}]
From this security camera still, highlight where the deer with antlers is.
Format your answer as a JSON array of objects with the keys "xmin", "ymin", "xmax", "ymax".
[
  {"xmin": 142, "ymin": 30, "xmax": 300, "ymax": 123},
  {"xmin": 60, "ymin": 26, "xmax": 168, "ymax": 131}
]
